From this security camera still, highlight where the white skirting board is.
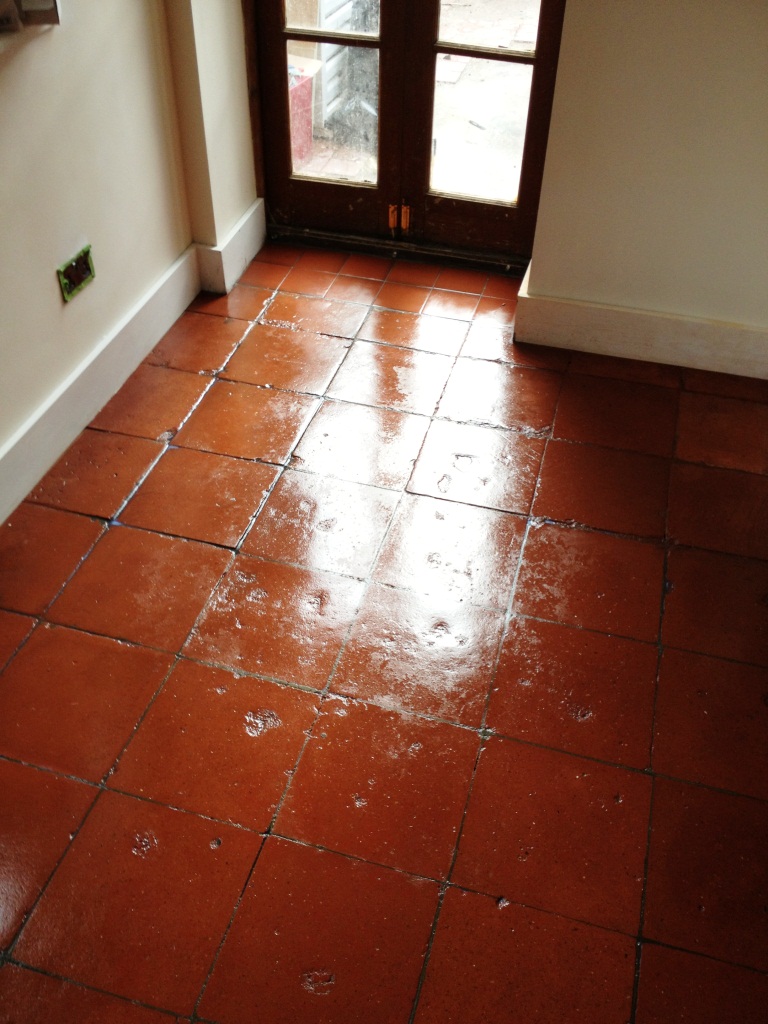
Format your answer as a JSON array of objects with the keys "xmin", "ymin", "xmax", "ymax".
[
  {"xmin": 514, "ymin": 265, "xmax": 768, "ymax": 381},
  {"xmin": 0, "ymin": 248, "xmax": 200, "ymax": 524},
  {"xmin": 196, "ymin": 198, "xmax": 266, "ymax": 294},
  {"xmin": 0, "ymin": 200, "xmax": 267, "ymax": 523}
]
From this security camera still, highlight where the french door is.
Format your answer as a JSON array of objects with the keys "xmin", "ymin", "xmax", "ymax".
[{"xmin": 250, "ymin": 0, "xmax": 566, "ymax": 261}]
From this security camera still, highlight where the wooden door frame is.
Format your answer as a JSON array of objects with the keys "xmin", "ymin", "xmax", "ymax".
[{"xmin": 240, "ymin": 0, "xmax": 566, "ymax": 268}]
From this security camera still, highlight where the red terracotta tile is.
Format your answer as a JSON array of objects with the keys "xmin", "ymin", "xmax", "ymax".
[
  {"xmin": 437, "ymin": 359, "xmax": 562, "ymax": 434},
  {"xmin": 374, "ymin": 281, "xmax": 431, "ymax": 314},
  {"xmin": 461, "ymin": 320, "xmax": 570, "ymax": 368},
  {"xmin": 422, "ymin": 289, "xmax": 480, "ymax": 320},
  {"xmin": 327, "ymin": 341, "xmax": 453, "ymax": 415},
  {"xmin": 0, "ymin": 963, "xmax": 177, "ymax": 1024},
  {"xmin": 120, "ymin": 447, "xmax": 278, "ymax": 546},
  {"xmin": 185, "ymin": 556, "xmax": 364, "ymax": 688},
  {"xmin": 276, "ymin": 700, "xmax": 478, "ymax": 877},
  {"xmin": 221, "ymin": 324, "xmax": 348, "ymax": 394},
  {"xmin": 668, "ymin": 462, "xmax": 768, "ymax": 559},
  {"xmin": 295, "ymin": 249, "xmax": 348, "ymax": 273},
  {"xmin": 189, "ymin": 283, "xmax": 273, "ymax": 321},
  {"xmin": 682, "ymin": 366, "xmax": 768, "ymax": 404},
  {"xmin": 452, "ymin": 737, "xmax": 652, "ymax": 932},
  {"xmin": 532, "ymin": 439, "xmax": 669, "ymax": 537},
  {"xmin": 408, "ymin": 419, "xmax": 544, "ymax": 514},
  {"xmin": 554, "ymin": 374, "xmax": 679, "ymax": 457},
  {"xmin": 0, "ymin": 760, "xmax": 94, "ymax": 947},
  {"xmin": 414, "ymin": 888, "xmax": 635, "ymax": 1024},
  {"xmin": 199, "ymin": 837, "xmax": 438, "ymax": 1024},
  {"xmin": 0, "ymin": 503, "xmax": 102, "ymax": 615},
  {"xmin": 14, "ymin": 790, "xmax": 260, "ymax": 1015},
  {"xmin": 279, "ymin": 266, "xmax": 337, "ymax": 297},
  {"xmin": 676, "ymin": 392, "xmax": 768, "ymax": 474},
  {"xmin": 644, "ymin": 779, "xmax": 768, "ymax": 970},
  {"xmin": 654, "ymin": 649, "xmax": 768, "ymax": 799},
  {"xmin": 340, "ymin": 253, "xmax": 393, "ymax": 279},
  {"xmin": 292, "ymin": 400, "xmax": 429, "ymax": 488},
  {"xmin": 145, "ymin": 311, "xmax": 250, "ymax": 374},
  {"xmin": 0, "ymin": 609, "xmax": 35, "ymax": 669},
  {"xmin": 111, "ymin": 660, "xmax": 318, "ymax": 829},
  {"xmin": 332, "ymin": 583, "xmax": 505, "ymax": 725},
  {"xmin": 238, "ymin": 260, "xmax": 289, "ymax": 289},
  {"xmin": 27, "ymin": 429, "xmax": 163, "ymax": 519},
  {"xmin": 173, "ymin": 380, "xmax": 320, "ymax": 463},
  {"xmin": 515, "ymin": 523, "xmax": 665, "ymax": 643},
  {"xmin": 663, "ymin": 547, "xmax": 768, "ymax": 666},
  {"xmin": 253, "ymin": 242, "xmax": 303, "ymax": 266},
  {"xmin": 473, "ymin": 295, "xmax": 517, "ymax": 324},
  {"xmin": 568, "ymin": 351, "xmax": 681, "ymax": 388},
  {"xmin": 241, "ymin": 470, "xmax": 398, "ymax": 576},
  {"xmin": 483, "ymin": 273, "xmax": 522, "ymax": 300},
  {"xmin": 89, "ymin": 364, "xmax": 211, "ymax": 441},
  {"xmin": 48, "ymin": 526, "xmax": 230, "ymax": 651},
  {"xmin": 264, "ymin": 293, "xmax": 369, "ymax": 338},
  {"xmin": 387, "ymin": 261, "xmax": 441, "ymax": 286},
  {"xmin": 0, "ymin": 625, "xmax": 172, "ymax": 781},
  {"xmin": 435, "ymin": 268, "xmax": 488, "ymax": 294},
  {"xmin": 325, "ymin": 275, "xmax": 383, "ymax": 303},
  {"xmin": 373, "ymin": 493, "xmax": 525, "ymax": 609},
  {"xmin": 357, "ymin": 309, "xmax": 469, "ymax": 355},
  {"xmin": 635, "ymin": 943, "xmax": 768, "ymax": 1024},
  {"xmin": 489, "ymin": 617, "xmax": 657, "ymax": 768}
]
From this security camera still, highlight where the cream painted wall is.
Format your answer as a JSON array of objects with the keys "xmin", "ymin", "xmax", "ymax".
[
  {"xmin": 528, "ymin": 0, "xmax": 768, "ymax": 332},
  {"xmin": 0, "ymin": 0, "xmax": 190, "ymax": 458},
  {"xmin": 189, "ymin": 0, "xmax": 258, "ymax": 241}
]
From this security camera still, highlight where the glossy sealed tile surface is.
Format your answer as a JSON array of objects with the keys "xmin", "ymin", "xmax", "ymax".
[
  {"xmin": 332, "ymin": 583, "xmax": 505, "ymax": 725},
  {"xmin": 0, "ymin": 503, "xmax": 103, "ymax": 615},
  {"xmin": 415, "ymin": 888, "xmax": 635, "ymax": 1024},
  {"xmin": 326, "ymin": 340, "xmax": 453, "ymax": 415},
  {"xmin": 1, "ymin": 245, "xmax": 766, "ymax": 1022},
  {"xmin": 453, "ymin": 737, "xmax": 652, "ymax": 933},
  {"xmin": 174, "ymin": 379, "xmax": 320, "ymax": 464},
  {"xmin": 644, "ymin": 779, "xmax": 768, "ymax": 970},
  {"xmin": 90, "ymin": 364, "xmax": 211, "ymax": 441},
  {"xmin": 0, "ymin": 625, "xmax": 172, "ymax": 780},
  {"xmin": 146, "ymin": 311, "xmax": 251, "ymax": 374},
  {"xmin": 27, "ymin": 429, "xmax": 163, "ymax": 520},
  {"xmin": 185, "ymin": 556, "xmax": 364, "ymax": 687},
  {"xmin": 199, "ymin": 838, "xmax": 438, "ymax": 1024},
  {"xmin": 276, "ymin": 700, "xmax": 479, "ymax": 877},
  {"xmin": 292, "ymin": 399, "xmax": 430, "ymax": 489},
  {"xmin": 110, "ymin": 660, "xmax": 318, "ymax": 829},
  {"xmin": 14, "ymin": 791, "xmax": 260, "ymax": 1015},
  {"xmin": 48, "ymin": 526, "xmax": 231, "ymax": 651},
  {"xmin": 221, "ymin": 323, "xmax": 348, "ymax": 394},
  {"xmin": 488, "ymin": 617, "xmax": 657, "ymax": 767},
  {"xmin": 409, "ymin": 418, "xmax": 544, "ymax": 514},
  {"xmin": 373, "ymin": 492, "xmax": 526, "ymax": 608},
  {"xmin": 241, "ymin": 470, "xmax": 398, "ymax": 576},
  {"xmin": 0, "ymin": 760, "xmax": 95, "ymax": 948},
  {"xmin": 120, "ymin": 446, "xmax": 278, "ymax": 546}
]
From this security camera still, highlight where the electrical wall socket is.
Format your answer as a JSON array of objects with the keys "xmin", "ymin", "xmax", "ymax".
[{"xmin": 57, "ymin": 246, "xmax": 95, "ymax": 303}]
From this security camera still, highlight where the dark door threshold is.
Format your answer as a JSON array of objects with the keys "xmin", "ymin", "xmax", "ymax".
[{"xmin": 266, "ymin": 225, "xmax": 530, "ymax": 276}]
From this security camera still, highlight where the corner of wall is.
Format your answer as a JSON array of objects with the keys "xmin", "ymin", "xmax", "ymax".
[{"xmin": 196, "ymin": 198, "xmax": 266, "ymax": 293}]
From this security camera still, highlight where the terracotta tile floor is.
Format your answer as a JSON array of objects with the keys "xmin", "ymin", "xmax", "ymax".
[{"xmin": 1, "ymin": 243, "xmax": 767, "ymax": 1023}]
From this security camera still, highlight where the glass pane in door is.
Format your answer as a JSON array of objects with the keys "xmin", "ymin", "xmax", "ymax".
[
  {"xmin": 430, "ymin": 57, "xmax": 533, "ymax": 203},
  {"xmin": 285, "ymin": 0, "xmax": 380, "ymax": 36},
  {"xmin": 286, "ymin": 45, "xmax": 379, "ymax": 184},
  {"xmin": 438, "ymin": 0, "xmax": 541, "ymax": 52}
]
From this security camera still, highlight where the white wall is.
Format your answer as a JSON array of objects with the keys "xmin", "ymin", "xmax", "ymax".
[
  {"xmin": 0, "ymin": 0, "xmax": 264, "ymax": 522},
  {"xmin": 517, "ymin": 0, "xmax": 768, "ymax": 376}
]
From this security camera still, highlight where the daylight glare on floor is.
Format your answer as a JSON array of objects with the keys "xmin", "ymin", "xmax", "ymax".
[{"xmin": 0, "ymin": 242, "xmax": 767, "ymax": 1023}]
